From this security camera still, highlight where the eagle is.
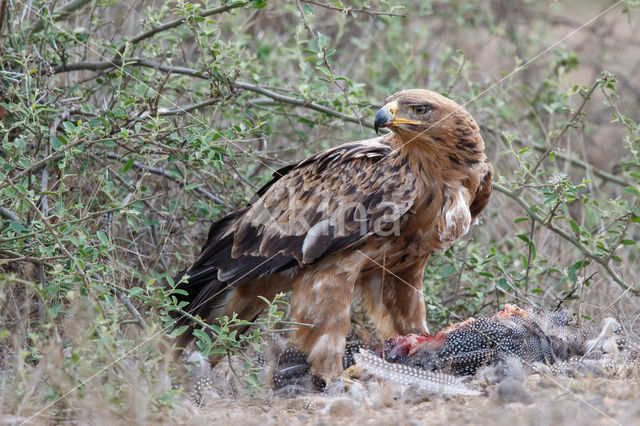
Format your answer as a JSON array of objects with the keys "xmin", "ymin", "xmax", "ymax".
[{"xmin": 173, "ymin": 89, "xmax": 493, "ymax": 380}]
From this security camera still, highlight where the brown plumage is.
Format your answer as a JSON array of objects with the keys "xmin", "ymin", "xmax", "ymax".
[{"xmin": 173, "ymin": 89, "xmax": 493, "ymax": 379}]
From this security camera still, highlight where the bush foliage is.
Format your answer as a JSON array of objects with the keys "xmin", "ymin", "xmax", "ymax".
[{"xmin": 1, "ymin": 0, "xmax": 639, "ymax": 420}]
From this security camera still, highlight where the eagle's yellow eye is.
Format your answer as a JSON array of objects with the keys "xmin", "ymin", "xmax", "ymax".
[{"xmin": 413, "ymin": 105, "xmax": 428, "ymax": 114}]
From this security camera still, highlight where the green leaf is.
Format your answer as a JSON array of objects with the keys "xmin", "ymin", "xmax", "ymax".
[
  {"xmin": 569, "ymin": 220, "xmax": 580, "ymax": 235},
  {"xmin": 123, "ymin": 158, "xmax": 134, "ymax": 172},
  {"xmin": 317, "ymin": 33, "xmax": 327, "ymax": 49},
  {"xmin": 192, "ymin": 329, "xmax": 212, "ymax": 346},
  {"xmin": 128, "ymin": 286, "xmax": 144, "ymax": 296},
  {"xmin": 96, "ymin": 230, "xmax": 108, "ymax": 245},
  {"xmin": 62, "ymin": 121, "xmax": 76, "ymax": 133},
  {"xmin": 516, "ymin": 233, "xmax": 536, "ymax": 260},
  {"xmin": 168, "ymin": 325, "xmax": 189, "ymax": 338},
  {"xmin": 51, "ymin": 136, "xmax": 62, "ymax": 150},
  {"xmin": 316, "ymin": 66, "xmax": 332, "ymax": 77},
  {"xmin": 9, "ymin": 222, "xmax": 27, "ymax": 232}
]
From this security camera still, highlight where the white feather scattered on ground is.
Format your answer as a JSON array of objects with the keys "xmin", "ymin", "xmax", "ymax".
[{"xmin": 353, "ymin": 349, "xmax": 482, "ymax": 396}]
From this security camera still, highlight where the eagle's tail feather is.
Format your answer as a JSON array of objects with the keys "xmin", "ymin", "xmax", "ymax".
[{"xmin": 170, "ymin": 267, "xmax": 232, "ymax": 351}]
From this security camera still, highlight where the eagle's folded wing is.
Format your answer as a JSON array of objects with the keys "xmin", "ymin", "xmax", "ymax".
[{"xmin": 188, "ymin": 139, "xmax": 417, "ymax": 286}]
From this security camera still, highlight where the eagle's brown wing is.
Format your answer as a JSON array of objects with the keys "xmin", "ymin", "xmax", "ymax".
[
  {"xmin": 469, "ymin": 162, "xmax": 493, "ymax": 219},
  {"xmin": 187, "ymin": 138, "xmax": 417, "ymax": 286}
]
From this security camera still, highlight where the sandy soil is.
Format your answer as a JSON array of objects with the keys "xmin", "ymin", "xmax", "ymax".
[{"xmin": 180, "ymin": 369, "xmax": 640, "ymax": 426}]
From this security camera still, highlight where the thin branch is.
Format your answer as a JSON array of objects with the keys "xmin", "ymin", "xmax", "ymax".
[
  {"xmin": 528, "ymin": 142, "xmax": 629, "ymax": 188},
  {"xmin": 0, "ymin": 0, "xmax": 8, "ymax": 34},
  {"xmin": 520, "ymin": 81, "xmax": 599, "ymax": 193},
  {"xmin": 104, "ymin": 152, "xmax": 225, "ymax": 205},
  {"xmin": 4, "ymin": 177, "xmax": 94, "ymax": 292},
  {"xmin": 490, "ymin": 127, "xmax": 630, "ymax": 188},
  {"xmin": 0, "ymin": 206, "xmax": 19, "ymax": 222},
  {"xmin": 53, "ymin": 59, "xmax": 372, "ymax": 127},
  {"xmin": 52, "ymin": 58, "xmax": 203, "ymax": 76},
  {"xmin": 296, "ymin": 0, "xmax": 364, "ymax": 131},
  {"xmin": 114, "ymin": 1, "xmax": 247, "ymax": 55},
  {"xmin": 30, "ymin": 0, "xmax": 95, "ymax": 33},
  {"xmin": 115, "ymin": 290, "xmax": 148, "ymax": 329},
  {"xmin": 237, "ymin": 81, "xmax": 372, "ymax": 128},
  {"xmin": 0, "ymin": 253, "xmax": 66, "ymax": 263},
  {"xmin": 158, "ymin": 97, "xmax": 222, "ymax": 116},
  {"xmin": 88, "ymin": 274, "xmax": 147, "ymax": 329},
  {"xmin": 302, "ymin": 0, "xmax": 407, "ymax": 17},
  {"xmin": 0, "ymin": 195, "xmax": 160, "ymax": 244},
  {"xmin": 493, "ymin": 182, "xmax": 638, "ymax": 296},
  {"xmin": 445, "ymin": 53, "xmax": 467, "ymax": 97}
]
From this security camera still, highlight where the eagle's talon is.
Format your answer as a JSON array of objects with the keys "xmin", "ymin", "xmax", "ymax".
[{"xmin": 342, "ymin": 363, "xmax": 364, "ymax": 380}]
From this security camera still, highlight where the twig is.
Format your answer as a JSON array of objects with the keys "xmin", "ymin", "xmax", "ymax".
[
  {"xmin": 296, "ymin": 0, "xmax": 363, "ymax": 131},
  {"xmin": 527, "ymin": 142, "xmax": 629, "ymax": 187},
  {"xmin": 4, "ymin": 177, "xmax": 95, "ymax": 294},
  {"xmin": 52, "ymin": 58, "xmax": 203, "ymax": 76},
  {"xmin": 0, "ymin": 206, "xmax": 19, "ymax": 222},
  {"xmin": 1, "ymin": 195, "xmax": 159, "ymax": 244},
  {"xmin": 0, "ymin": 0, "xmax": 8, "ymax": 34},
  {"xmin": 30, "ymin": 0, "xmax": 94, "ymax": 33},
  {"xmin": 236, "ymin": 81, "xmax": 371, "ymax": 128},
  {"xmin": 0, "ymin": 139, "xmax": 81, "ymax": 191},
  {"xmin": 36, "ymin": 264, "xmax": 49, "ymax": 323},
  {"xmin": 492, "ymin": 124, "xmax": 629, "ymax": 188},
  {"xmin": 493, "ymin": 182, "xmax": 638, "ymax": 296},
  {"xmin": 523, "ymin": 219, "xmax": 535, "ymax": 293},
  {"xmin": 87, "ymin": 153, "xmax": 171, "ymax": 274},
  {"xmin": 0, "ymin": 253, "xmax": 66, "ymax": 263},
  {"xmin": 158, "ymin": 97, "xmax": 222, "ymax": 116},
  {"xmin": 114, "ymin": 2, "xmax": 247, "ymax": 55},
  {"xmin": 36, "ymin": 134, "xmax": 52, "ymax": 325},
  {"xmin": 93, "ymin": 274, "xmax": 147, "ymax": 329},
  {"xmin": 301, "ymin": 0, "xmax": 407, "ymax": 17},
  {"xmin": 52, "ymin": 59, "xmax": 371, "ymax": 127},
  {"xmin": 519, "ymin": 81, "xmax": 599, "ymax": 194},
  {"xmin": 445, "ymin": 53, "xmax": 467, "ymax": 97},
  {"xmin": 115, "ymin": 291, "xmax": 147, "ymax": 329},
  {"xmin": 104, "ymin": 152, "xmax": 225, "ymax": 205}
]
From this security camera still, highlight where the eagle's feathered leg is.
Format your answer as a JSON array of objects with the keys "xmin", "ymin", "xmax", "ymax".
[
  {"xmin": 290, "ymin": 252, "xmax": 368, "ymax": 379},
  {"xmin": 357, "ymin": 259, "xmax": 429, "ymax": 338}
]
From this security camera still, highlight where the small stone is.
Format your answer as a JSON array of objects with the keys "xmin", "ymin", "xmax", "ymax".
[
  {"xmin": 603, "ymin": 397, "xmax": 617, "ymax": 408},
  {"xmin": 379, "ymin": 382, "xmax": 402, "ymax": 407},
  {"xmin": 496, "ymin": 378, "xmax": 534, "ymax": 405},
  {"xmin": 327, "ymin": 397, "xmax": 360, "ymax": 417},
  {"xmin": 403, "ymin": 383, "xmax": 431, "ymax": 405}
]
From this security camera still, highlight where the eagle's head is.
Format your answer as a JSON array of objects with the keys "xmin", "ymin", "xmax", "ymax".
[{"xmin": 374, "ymin": 89, "xmax": 481, "ymax": 150}]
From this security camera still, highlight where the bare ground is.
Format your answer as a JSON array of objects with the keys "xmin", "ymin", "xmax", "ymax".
[{"xmin": 178, "ymin": 374, "xmax": 640, "ymax": 426}]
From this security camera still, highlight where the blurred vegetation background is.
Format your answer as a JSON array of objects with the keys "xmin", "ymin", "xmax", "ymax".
[{"xmin": 1, "ymin": 0, "xmax": 640, "ymax": 421}]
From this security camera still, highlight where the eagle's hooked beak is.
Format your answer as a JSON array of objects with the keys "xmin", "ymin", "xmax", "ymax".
[{"xmin": 374, "ymin": 100, "xmax": 421, "ymax": 134}]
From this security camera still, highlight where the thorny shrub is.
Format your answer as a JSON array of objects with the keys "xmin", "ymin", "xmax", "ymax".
[{"xmin": 1, "ymin": 0, "xmax": 640, "ymax": 420}]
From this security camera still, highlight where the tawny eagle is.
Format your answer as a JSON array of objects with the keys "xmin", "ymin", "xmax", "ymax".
[{"xmin": 173, "ymin": 89, "xmax": 493, "ymax": 379}]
